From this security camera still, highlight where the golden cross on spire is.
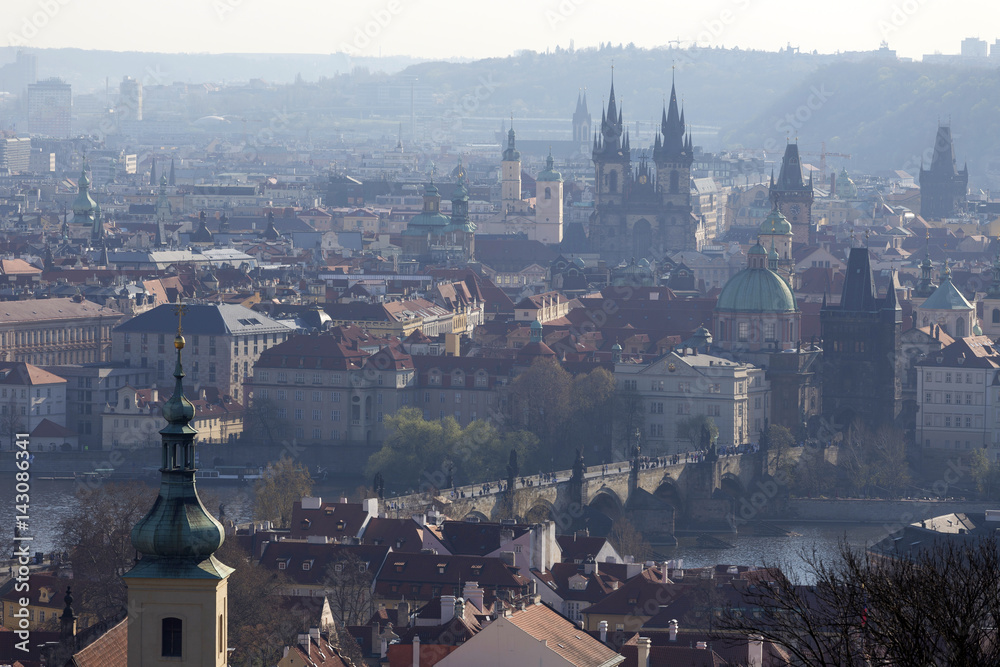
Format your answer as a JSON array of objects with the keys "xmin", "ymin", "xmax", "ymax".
[{"xmin": 174, "ymin": 298, "xmax": 188, "ymax": 335}]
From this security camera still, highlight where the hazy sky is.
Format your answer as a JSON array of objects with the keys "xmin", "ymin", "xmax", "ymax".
[{"xmin": 3, "ymin": 0, "xmax": 997, "ymax": 61}]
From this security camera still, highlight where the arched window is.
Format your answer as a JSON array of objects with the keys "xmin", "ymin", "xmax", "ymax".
[
  {"xmin": 544, "ymin": 186, "xmax": 552, "ymax": 200},
  {"xmin": 992, "ymin": 308, "xmax": 999, "ymax": 324},
  {"xmin": 609, "ymin": 171, "xmax": 618, "ymax": 193},
  {"xmin": 956, "ymin": 318, "xmax": 965, "ymax": 337},
  {"xmin": 162, "ymin": 617, "xmax": 182, "ymax": 657},
  {"xmin": 670, "ymin": 170, "xmax": 679, "ymax": 194}
]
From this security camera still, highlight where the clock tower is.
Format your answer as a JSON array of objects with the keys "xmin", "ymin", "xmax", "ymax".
[{"xmin": 769, "ymin": 142, "xmax": 814, "ymax": 246}]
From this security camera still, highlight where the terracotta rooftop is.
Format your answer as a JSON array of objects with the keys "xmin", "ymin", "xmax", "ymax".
[{"xmin": 508, "ymin": 602, "xmax": 623, "ymax": 667}]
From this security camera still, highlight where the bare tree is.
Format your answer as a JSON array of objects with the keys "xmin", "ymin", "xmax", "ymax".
[
  {"xmin": 607, "ymin": 516, "xmax": 652, "ymax": 563},
  {"xmin": 57, "ymin": 481, "xmax": 154, "ymax": 623},
  {"xmin": 243, "ymin": 396, "xmax": 289, "ymax": 447},
  {"xmin": 252, "ymin": 456, "xmax": 313, "ymax": 528},
  {"xmin": 715, "ymin": 536, "xmax": 1000, "ymax": 666},
  {"xmin": 323, "ymin": 552, "xmax": 376, "ymax": 626}
]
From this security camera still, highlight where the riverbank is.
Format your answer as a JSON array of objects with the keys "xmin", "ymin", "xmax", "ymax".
[{"xmin": 771, "ymin": 497, "xmax": 998, "ymax": 526}]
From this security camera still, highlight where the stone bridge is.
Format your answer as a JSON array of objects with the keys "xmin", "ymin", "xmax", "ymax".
[{"xmin": 384, "ymin": 452, "xmax": 765, "ymax": 540}]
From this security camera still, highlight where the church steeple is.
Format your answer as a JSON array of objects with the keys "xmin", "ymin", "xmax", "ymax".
[{"xmin": 123, "ymin": 305, "xmax": 232, "ymax": 666}]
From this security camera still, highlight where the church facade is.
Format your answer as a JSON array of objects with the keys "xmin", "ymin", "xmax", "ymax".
[{"xmin": 587, "ymin": 77, "xmax": 703, "ymax": 263}]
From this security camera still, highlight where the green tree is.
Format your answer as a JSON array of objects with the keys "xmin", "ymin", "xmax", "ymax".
[
  {"xmin": 252, "ymin": 456, "xmax": 313, "ymax": 528},
  {"xmin": 365, "ymin": 407, "xmax": 539, "ymax": 492},
  {"xmin": 506, "ymin": 357, "xmax": 572, "ymax": 448},
  {"xmin": 970, "ymin": 448, "xmax": 1000, "ymax": 500}
]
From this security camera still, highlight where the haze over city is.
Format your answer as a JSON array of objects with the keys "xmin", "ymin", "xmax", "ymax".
[
  {"xmin": 4, "ymin": 1, "xmax": 1000, "ymax": 665},
  {"xmin": 4, "ymin": 0, "xmax": 1000, "ymax": 61}
]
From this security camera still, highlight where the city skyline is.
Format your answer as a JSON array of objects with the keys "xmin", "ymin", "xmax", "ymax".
[{"xmin": 3, "ymin": 0, "xmax": 1000, "ymax": 62}]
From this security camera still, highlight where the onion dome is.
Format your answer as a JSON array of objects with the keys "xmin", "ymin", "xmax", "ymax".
[
  {"xmin": 537, "ymin": 152, "xmax": 563, "ymax": 182},
  {"xmin": 125, "ymin": 328, "xmax": 231, "ymax": 580},
  {"xmin": 759, "ymin": 208, "xmax": 792, "ymax": 236}
]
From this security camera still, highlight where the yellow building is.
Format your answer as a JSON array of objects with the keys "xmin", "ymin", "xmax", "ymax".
[{"xmin": 0, "ymin": 574, "xmax": 95, "ymax": 631}]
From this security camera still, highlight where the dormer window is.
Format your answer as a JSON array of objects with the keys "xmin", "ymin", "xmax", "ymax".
[
  {"xmin": 303, "ymin": 560, "xmax": 313, "ymax": 571},
  {"xmin": 278, "ymin": 559, "xmax": 289, "ymax": 570},
  {"xmin": 300, "ymin": 519, "xmax": 311, "ymax": 530},
  {"xmin": 336, "ymin": 520, "xmax": 346, "ymax": 531}
]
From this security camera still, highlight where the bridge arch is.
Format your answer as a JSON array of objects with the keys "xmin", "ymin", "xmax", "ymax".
[
  {"xmin": 653, "ymin": 477, "xmax": 685, "ymax": 512},
  {"xmin": 720, "ymin": 472, "xmax": 746, "ymax": 499},
  {"xmin": 461, "ymin": 509, "xmax": 490, "ymax": 523},
  {"xmin": 523, "ymin": 498, "xmax": 556, "ymax": 524},
  {"xmin": 587, "ymin": 487, "xmax": 625, "ymax": 522}
]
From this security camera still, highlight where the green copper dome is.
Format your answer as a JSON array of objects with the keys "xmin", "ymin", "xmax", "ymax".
[
  {"xmin": 403, "ymin": 182, "xmax": 450, "ymax": 236},
  {"xmin": 537, "ymin": 153, "xmax": 563, "ymax": 182},
  {"xmin": 716, "ymin": 266, "xmax": 797, "ymax": 313},
  {"xmin": 72, "ymin": 167, "xmax": 97, "ymax": 220},
  {"xmin": 125, "ymin": 329, "xmax": 231, "ymax": 581},
  {"xmin": 759, "ymin": 209, "xmax": 792, "ymax": 236}
]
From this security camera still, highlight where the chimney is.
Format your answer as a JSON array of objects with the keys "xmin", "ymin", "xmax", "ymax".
[
  {"xmin": 669, "ymin": 619, "xmax": 678, "ymax": 642},
  {"xmin": 748, "ymin": 634, "xmax": 764, "ymax": 667},
  {"xmin": 637, "ymin": 636, "xmax": 652, "ymax": 667},
  {"xmin": 463, "ymin": 581, "xmax": 484, "ymax": 613},
  {"xmin": 661, "ymin": 561, "xmax": 670, "ymax": 580},
  {"xmin": 599, "ymin": 620, "xmax": 608, "ymax": 643},
  {"xmin": 309, "ymin": 627, "xmax": 320, "ymax": 643},
  {"xmin": 454, "ymin": 598, "xmax": 465, "ymax": 620},
  {"xmin": 413, "ymin": 634, "xmax": 421, "ymax": 667},
  {"xmin": 397, "ymin": 600, "xmax": 410, "ymax": 628},
  {"xmin": 583, "ymin": 556, "xmax": 598, "ymax": 576},
  {"xmin": 297, "ymin": 633, "xmax": 311, "ymax": 658},
  {"xmin": 441, "ymin": 595, "xmax": 456, "ymax": 622},
  {"xmin": 696, "ymin": 641, "xmax": 708, "ymax": 650}
]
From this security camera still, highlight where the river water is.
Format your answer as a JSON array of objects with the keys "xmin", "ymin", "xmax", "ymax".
[{"xmin": 2, "ymin": 478, "xmax": 893, "ymax": 582}]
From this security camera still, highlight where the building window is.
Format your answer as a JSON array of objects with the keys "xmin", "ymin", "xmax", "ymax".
[
  {"xmin": 331, "ymin": 391, "xmax": 341, "ymax": 403},
  {"xmin": 738, "ymin": 322, "xmax": 749, "ymax": 342},
  {"xmin": 945, "ymin": 393, "xmax": 951, "ymax": 404},
  {"xmin": 764, "ymin": 323, "xmax": 776, "ymax": 341},
  {"xmin": 294, "ymin": 390, "xmax": 304, "ymax": 402},
  {"xmin": 162, "ymin": 617, "xmax": 182, "ymax": 658}
]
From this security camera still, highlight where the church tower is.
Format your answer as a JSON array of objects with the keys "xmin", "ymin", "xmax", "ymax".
[
  {"xmin": 155, "ymin": 173, "xmax": 171, "ymax": 247},
  {"xmin": 535, "ymin": 151, "xmax": 564, "ymax": 244},
  {"xmin": 757, "ymin": 208, "xmax": 794, "ymax": 281},
  {"xmin": 592, "ymin": 77, "xmax": 629, "ymax": 208},
  {"xmin": 769, "ymin": 142, "xmax": 814, "ymax": 245},
  {"xmin": 572, "ymin": 90, "xmax": 591, "ymax": 150},
  {"xmin": 653, "ymin": 74, "xmax": 693, "ymax": 210},
  {"xmin": 123, "ymin": 315, "xmax": 233, "ymax": 666},
  {"xmin": 501, "ymin": 123, "xmax": 522, "ymax": 213},
  {"xmin": 982, "ymin": 246, "xmax": 1000, "ymax": 338},
  {"xmin": 919, "ymin": 124, "xmax": 968, "ymax": 220}
]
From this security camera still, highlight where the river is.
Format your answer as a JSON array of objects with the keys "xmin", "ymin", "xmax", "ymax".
[{"xmin": 3, "ymin": 478, "xmax": 895, "ymax": 583}]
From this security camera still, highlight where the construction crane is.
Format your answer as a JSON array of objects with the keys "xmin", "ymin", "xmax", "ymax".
[{"xmin": 726, "ymin": 143, "xmax": 851, "ymax": 184}]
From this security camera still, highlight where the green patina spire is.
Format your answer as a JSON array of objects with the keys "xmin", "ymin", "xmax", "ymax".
[{"xmin": 125, "ymin": 301, "xmax": 232, "ymax": 581}]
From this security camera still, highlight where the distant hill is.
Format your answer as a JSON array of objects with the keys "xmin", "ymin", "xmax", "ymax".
[
  {"xmin": 0, "ymin": 47, "xmax": 427, "ymax": 91},
  {"xmin": 722, "ymin": 60, "xmax": 1000, "ymax": 189}
]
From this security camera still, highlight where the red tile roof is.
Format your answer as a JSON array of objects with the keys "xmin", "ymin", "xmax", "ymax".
[
  {"xmin": 71, "ymin": 618, "xmax": 127, "ymax": 667},
  {"xmin": 508, "ymin": 603, "xmax": 624, "ymax": 667}
]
